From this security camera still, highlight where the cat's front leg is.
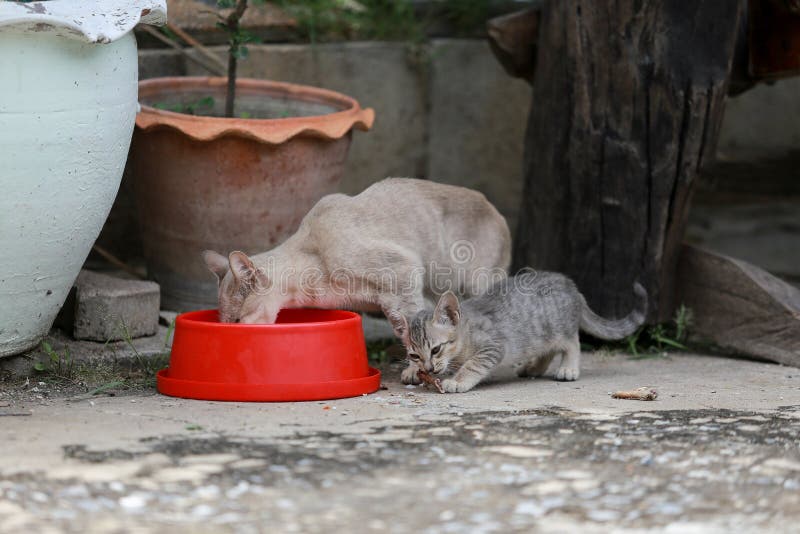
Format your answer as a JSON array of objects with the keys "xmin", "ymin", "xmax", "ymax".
[
  {"xmin": 440, "ymin": 348, "xmax": 501, "ymax": 393},
  {"xmin": 401, "ymin": 361, "xmax": 422, "ymax": 384},
  {"xmin": 440, "ymin": 377, "xmax": 477, "ymax": 393},
  {"xmin": 554, "ymin": 336, "xmax": 581, "ymax": 381},
  {"xmin": 377, "ymin": 260, "xmax": 427, "ymax": 321}
]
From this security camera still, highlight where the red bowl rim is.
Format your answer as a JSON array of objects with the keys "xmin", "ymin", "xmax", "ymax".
[
  {"xmin": 175, "ymin": 308, "xmax": 363, "ymax": 332},
  {"xmin": 157, "ymin": 367, "xmax": 382, "ymax": 402}
]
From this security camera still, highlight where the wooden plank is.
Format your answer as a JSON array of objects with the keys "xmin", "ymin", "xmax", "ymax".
[{"xmin": 677, "ymin": 244, "xmax": 800, "ymax": 367}]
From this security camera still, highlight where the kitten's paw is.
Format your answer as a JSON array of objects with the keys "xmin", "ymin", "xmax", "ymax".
[
  {"xmin": 401, "ymin": 364, "xmax": 421, "ymax": 385},
  {"xmin": 440, "ymin": 378, "xmax": 474, "ymax": 393},
  {"xmin": 554, "ymin": 366, "xmax": 580, "ymax": 381}
]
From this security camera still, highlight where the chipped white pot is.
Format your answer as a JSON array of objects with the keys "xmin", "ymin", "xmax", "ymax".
[{"xmin": 0, "ymin": 1, "xmax": 166, "ymax": 357}]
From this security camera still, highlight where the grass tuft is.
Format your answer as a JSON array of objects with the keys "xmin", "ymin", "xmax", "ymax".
[{"xmin": 590, "ymin": 304, "xmax": 695, "ymax": 359}]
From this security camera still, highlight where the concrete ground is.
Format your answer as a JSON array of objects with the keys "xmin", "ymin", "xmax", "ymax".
[{"xmin": 1, "ymin": 343, "xmax": 800, "ymax": 533}]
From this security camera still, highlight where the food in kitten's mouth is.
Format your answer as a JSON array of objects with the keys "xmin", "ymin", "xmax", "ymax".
[
  {"xmin": 417, "ymin": 369, "xmax": 445, "ymax": 394},
  {"xmin": 611, "ymin": 387, "xmax": 658, "ymax": 401}
]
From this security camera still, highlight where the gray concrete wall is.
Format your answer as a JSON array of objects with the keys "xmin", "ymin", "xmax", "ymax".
[
  {"xmin": 185, "ymin": 42, "xmax": 430, "ymax": 196},
  {"xmin": 99, "ymin": 40, "xmax": 530, "ymax": 262},
  {"xmin": 689, "ymin": 77, "xmax": 800, "ymax": 286},
  {"xmin": 181, "ymin": 40, "xmax": 531, "ymax": 218},
  {"xmin": 101, "ymin": 41, "xmax": 798, "ymax": 287},
  {"xmin": 426, "ymin": 40, "xmax": 530, "ymax": 232},
  {"xmin": 717, "ymin": 77, "xmax": 800, "ymax": 160}
]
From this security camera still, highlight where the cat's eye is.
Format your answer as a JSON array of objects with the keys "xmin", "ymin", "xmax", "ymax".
[
  {"xmin": 431, "ymin": 345, "xmax": 442, "ymax": 356},
  {"xmin": 408, "ymin": 353, "xmax": 421, "ymax": 361}
]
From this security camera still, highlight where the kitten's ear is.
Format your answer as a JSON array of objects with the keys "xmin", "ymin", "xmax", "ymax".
[
  {"xmin": 228, "ymin": 251, "xmax": 256, "ymax": 283},
  {"xmin": 387, "ymin": 310, "xmax": 409, "ymax": 342},
  {"xmin": 434, "ymin": 291, "xmax": 461, "ymax": 326},
  {"xmin": 202, "ymin": 250, "xmax": 229, "ymax": 283}
]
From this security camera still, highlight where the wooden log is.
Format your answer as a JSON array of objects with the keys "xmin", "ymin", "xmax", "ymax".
[
  {"xmin": 486, "ymin": 0, "xmax": 800, "ymax": 98},
  {"xmin": 677, "ymin": 244, "xmax": 800, "ymax": 368},
  {"xmin": 486, "ymin": 8, "xmax": 540, "ymax": 84},
  {"xmin": 513, "ymin": 0, "xmax": 746, "ymax": 322}
]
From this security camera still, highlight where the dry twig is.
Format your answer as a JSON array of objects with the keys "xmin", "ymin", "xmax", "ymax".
[
  {"xmin": 611, "ymin": 387, "xmax": 658, "ymax": 401},
  {"xmin": 137, "ymin": 25, "xmax": 226, "ymax": 76},
  {"xmin": 165, "ymin": 22, "xmax": 227, "ymax": 72}
]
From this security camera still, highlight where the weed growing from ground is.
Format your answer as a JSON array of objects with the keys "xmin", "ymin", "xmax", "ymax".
[
  {"xmin": 366, "ymin": 338, "xmax": 397, "ymax": 367},
  {"xmin": 114, "ymin": 320, "xmax": 172, "ymax": 383},
  {"xmin": 586, "ymin": 304, "xmax": 694, "ymax": 359},
  {"xmin": 34, "ymin": 341, "xmax": 75, "ymax": 379}
]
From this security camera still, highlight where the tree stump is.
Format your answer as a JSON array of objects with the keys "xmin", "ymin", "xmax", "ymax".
[{"xmin": 511, "ymin": 0, "xmax": 745, "ymax": 322}]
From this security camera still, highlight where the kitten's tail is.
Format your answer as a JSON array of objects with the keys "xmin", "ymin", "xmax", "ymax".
[{"xmin": 579, "ymin": 283, "xmax": 648, "ymax": 340}]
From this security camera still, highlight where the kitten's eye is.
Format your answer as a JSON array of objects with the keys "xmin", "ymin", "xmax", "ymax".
[
  {"xmin": 408, "ymin": 354, "xmax": 421, "ymax": 361},
  {"xmin": 431, "ymin": 345, "xmax": 442, "ymax": 356}
]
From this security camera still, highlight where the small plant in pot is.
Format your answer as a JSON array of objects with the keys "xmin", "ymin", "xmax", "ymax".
[{"xmin": 130, "ymin": 0, "xmax": 374, "ymax": 311}]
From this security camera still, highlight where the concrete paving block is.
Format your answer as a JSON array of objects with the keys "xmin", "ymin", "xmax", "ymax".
[
  {"xmin": 186, "ymin": 42, "xmax": 428, "ymax": 195},
  {"xmin": 427, "ymin": 39, "xmax": 531, "ymax": 234},
  {"xmin": 69, "ymin": 270, "xmax": 160, "ymax": 342}
]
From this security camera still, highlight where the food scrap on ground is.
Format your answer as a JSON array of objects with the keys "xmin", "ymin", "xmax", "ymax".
[
  {"xmin": 417, "ymin": 369, "xmax": 445, "ymax": 394},
  {"xmin": 611, "ymin": 387, "xmax": 658, "ymax": 401}
]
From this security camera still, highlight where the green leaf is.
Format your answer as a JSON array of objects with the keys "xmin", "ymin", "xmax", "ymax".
[
  {"xmin": 160, "ymin": 26, "xmax": 180, "ymax": 41},
  {"xmin": 238, "ymin": 29, "xmax": 258, "ymax": 44},
  {"xmin": 33, "ymin": 362, "xmax": 46, "ymax": 372},
  {"xmin": 87, "ymin": 381, "xmax": 125, "ymax": 397},
  {"xmin": 197, "ymin": 96, "xmax": 216, "ymax": 108},
  {"xmin": 232, "ymin": 45, "xmax": 250, "ymax": 60},
  {"xmin": 163, "ymin": 319, "xmax": 176, "ymax": 348},
  {"xmin": 656, "ymin": 337, "xmax": 688, "ymax": 350}
]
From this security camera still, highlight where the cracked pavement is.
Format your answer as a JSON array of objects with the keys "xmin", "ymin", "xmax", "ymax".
[{"xmin": 2, "ymin": 350, "xmax": 800, "ymax": 533}]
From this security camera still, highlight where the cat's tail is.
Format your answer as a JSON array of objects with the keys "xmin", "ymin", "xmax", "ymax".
[{"xmin": 579, "ymin": 283, "xmax": 648, "ymax": 340}]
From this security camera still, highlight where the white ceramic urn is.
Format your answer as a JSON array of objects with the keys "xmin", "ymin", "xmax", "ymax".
[{"xmin": 0, "ymin": 1, "xmax": 166, "ymax": 357}]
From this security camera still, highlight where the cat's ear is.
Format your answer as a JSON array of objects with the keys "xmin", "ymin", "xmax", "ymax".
[
  {"xmin": 202, "ymin": 250, "xmax": 229, "ymax": 283},
  {"xmin": 387, "ymin": 310, "xmax": 409, "ymax": 342},
  {"xmin": 228, "ymin": 251, "xmax": 256, "ymax": 282},
  {"xmin": 434, "ymin": 291, "xmax": 461, "ymax": 327},
  {"xmin": 229, "ymin": 251, "xmax": 271, "ymax": 292}
]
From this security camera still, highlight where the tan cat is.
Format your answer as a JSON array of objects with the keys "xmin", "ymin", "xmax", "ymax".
[{"xmin": 203, "ymin": 178, "xmax": 511, "ymax": 330}]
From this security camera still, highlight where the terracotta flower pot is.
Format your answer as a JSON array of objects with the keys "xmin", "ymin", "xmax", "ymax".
[{"xmin": 130, "ymin": 76, "xmax": 374, "ymax": 311}]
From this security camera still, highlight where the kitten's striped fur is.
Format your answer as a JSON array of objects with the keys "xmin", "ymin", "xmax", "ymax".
[{"xmin": 392, "ymin": 271, "xmax": 647, "ymax": 393}]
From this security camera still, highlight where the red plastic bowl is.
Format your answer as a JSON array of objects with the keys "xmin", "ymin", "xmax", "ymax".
[{"xmin": 157, "ymin": 309, "xmax": 381, "ymax": 402}]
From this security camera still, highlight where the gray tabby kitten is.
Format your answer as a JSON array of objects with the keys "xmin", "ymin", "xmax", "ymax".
[{"xmin": 390, "ymin": 271, "xmax": 647, "ymax": 393}]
